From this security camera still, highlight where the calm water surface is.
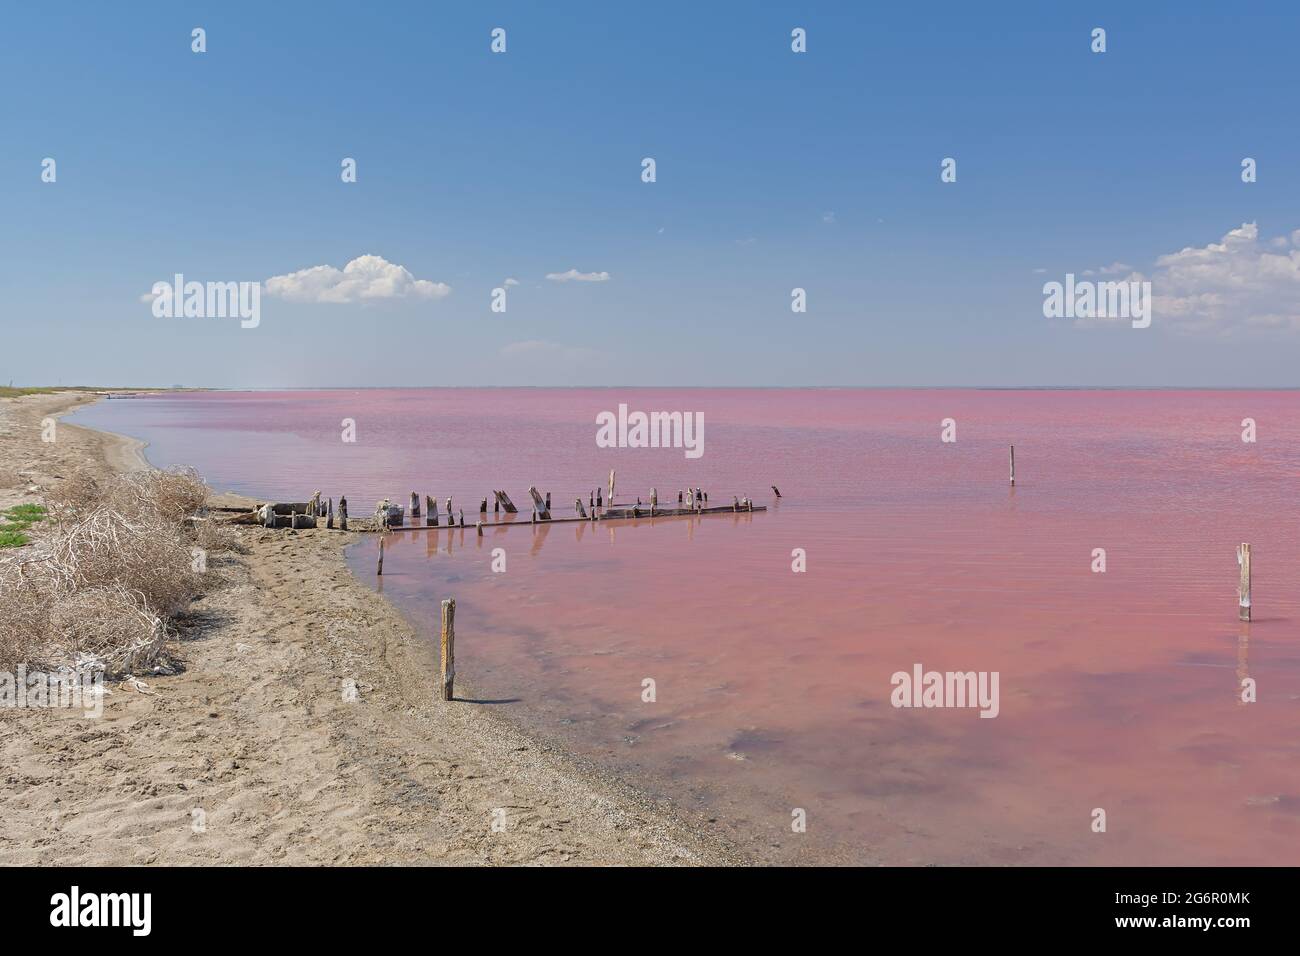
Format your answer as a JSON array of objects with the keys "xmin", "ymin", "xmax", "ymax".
[{"xmin": 70, "ymin": 389, "xmax": 1300, "ymax": 864}]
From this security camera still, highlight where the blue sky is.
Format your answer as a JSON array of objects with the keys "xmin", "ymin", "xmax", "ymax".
[{"xmin": 3, "ymin": 1, "xmax": 1299, "ymax": 387}]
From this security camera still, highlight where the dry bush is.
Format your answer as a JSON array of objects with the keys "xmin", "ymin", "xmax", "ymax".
[
  {"xmin": 0, "ymin": 568, "xmax": 51, "ymax": 672},
  {"xmin": 40, "ymin": 507, "xmax": 204, "ymax": 617},
  {"xmin": 46, "ymin": 468, "xmax": 103, "ymax": 516},
  {"xmin": 45, "ymin": 585, "xmax": 169, "ymax": 675},
  {"xmin": 1, "ymin": 466, "xmax": 213, "ymax": 676},
  {"xmin": 194, "ymin": 518, "xmax": 246, "ymax": 555}
]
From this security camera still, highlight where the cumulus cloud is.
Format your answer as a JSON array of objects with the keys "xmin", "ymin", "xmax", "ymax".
[
  {"xmin": 1071, "ymin": 223, "xmax": 1300, "ymax": 334},
  {"xmin": 264, "ymin": 255, "xmax": 450, "ymax": 303},
  {"xmin": 1147, "ymin": 222, "xmax": 1300, "ymax": 333},
  {"xmin": 545, "ymin": 268, "xmax": 610, "ymax": 283},
  {"xmin": 503, "ymin": 277, "xmax": 520, "ymax": 286}
]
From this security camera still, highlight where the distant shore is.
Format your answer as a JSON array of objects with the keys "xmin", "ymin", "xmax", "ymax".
[{"xmin": 0, "ymin": 390, "xmax": 740, "ymax": 866}]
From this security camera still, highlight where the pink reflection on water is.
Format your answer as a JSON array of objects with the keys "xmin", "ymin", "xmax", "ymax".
[{"xmin": 72, "ymin": 389, "xmax": 1300, "ymax": 864}]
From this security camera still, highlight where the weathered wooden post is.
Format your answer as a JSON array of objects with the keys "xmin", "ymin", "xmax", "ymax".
[
  {"xmin": 531, "ymin": 506, "xmax": 537, "ymax": 524},
  {"xmin": 427, "ymin": 495, "xmax": 436, "ymax": 527},
  {"xmin": 576, "ymin": 498, "xmax": 588, "ymax": 519},
  {"xmin": 377, "ymin": 537, "xmax": 384, "ymax": 575},
  {"xmin": 339, "ymin": 496, "xmax": 348, "ymax": 531},
  {"xmin": 771, "ymin": 485, "xmax": 782, "ymax": 498},
  {"xmin": 528, "ymin": 486, "xmax": 551, "ymax": 520},
  {"xmin": 310, "ymin": 491, "xmax": 322, "ymax": 517},
  {"xmin": 440, "ymin": 598, "xmax": 456, "ymax": 701},
  {"xmin": 476, "ymin": 518, "xmax": 483, "ymax": 537},
  {"xmin": 495, "ymin": 490, "xmax": 518, "ymax": 514},
  {"xmin": 410, "ymin": 492, "xmax": 421, "ymax": 518},
  {"xmin": 445, "ymin": 497, "xmax": 453, "ymax": 521},
  {"xmin": 651, "ymin": 488, "xmax": 658, "ymax": 507},
  {"xmin": 678, "ymin": 490, "xmax": 683, "ymax": 504},
  {"xmin": 609, "ymin": 469, "xmax": 616, "ymax": 505},
  {"xmin": 458, "ymin": 509, "xmax": 465, "ymax": 528},
  {"xmin": 1009, "ymin": 445, "xmax": 1016, "ymax": 487},
  {"xmin": 1238, "ymin": 543, "xmax": 1252, "ymax": 622},
  {"xmin": 327, "ymin": 497, "xmax": 334, "ymax": 529},
  {"xmin": 733, "ymin": 495, "xmax": 740, "ymax": 512},
  {"xmin": 596, "ymin": 488, "xmax": 603, "ymax": 509},
  {"xmin": 480, "ymin": 496, "xmax": 488, "ymax": 514},
  {"xmin": 686, "ymin": 488, "xmax": 694, "ymax": 509},
  {"xmin": 545, "ymin": 491, "xmax": 552, "ymax": 511},
  {"xmin": 494, "ymin": 495, "xmax": 500, "ymax": 514}
]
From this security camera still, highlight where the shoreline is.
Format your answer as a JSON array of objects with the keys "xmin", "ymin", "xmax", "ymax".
[{"xmin": 0, "ymin": 391, "xmax": 743, "ymax": 866}]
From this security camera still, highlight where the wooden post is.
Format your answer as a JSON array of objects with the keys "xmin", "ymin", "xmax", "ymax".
[
  {"xmin": 495, "ymin": 490, "xmax": 518, "ymax": 514},
  {"xmin": 576, "ymin": 497, "xmax": 587, "ymax": 519},
  {"xmin": 476, "ymin": 519, "xmax": 483, "ymax": 537},
  {"xmin": 427, "ymin": 495, "xmax": 436, "ymax": 527},
  {"xmin": 528, "ymin": 486, "xmax": 551, "ymax": 520},
  {"xmin": 377, "ymin": 537, "xmax": 384, "ymax": 575},
  {"xmin": 339, "ymin": 496, "xmax": 348, "ymax": 531},
  {"xmin": 650, "ymin": 487, "xmax": 658, "ymax": 506},
  {"xmin": 734, "ymin": 495, "xmax": 740, "ymax": 512},
  {"xmin": 609, "ymin": 469, "xmax": 616, "ymax": 505},
  {"xmin": 1238, "ymin": 543, "xmax": 1252, "ymax": 622},
  {"xmin": 440, "ymin": 598, "xmax": 456, "ymax": 701},
  {"xmin": 310, "ymin": 491, "xmax": 321, "ymax": 517},
  {"xmin": 410, "ymin": 492, "xmax": 420, "ymax": 517},
  {"xmin": 1009, "ymin": 445, "xmax": 1016, "ymax": 486},
  {"xmin": 458, "ymin": 509, "xmax": 465, "ymax": 528},
  {"xmin": 445, "ymin": 497, "xmax": 453, "ymax": 521},
  {"xmin": 545, "ymin": 491, "xmax": 552, "ymax": 511},
  {"xmin": 678, "ymin": 490, "xmax": 683, "ymax": 504},
  {"xmin": 596, "ymin": 488, "xmax": 603, "ymax": 508},
  {"xmin": 531, "ymin": 506, "xmax": 537, "ymax": 524},
  {"xmin": 327, "ymin": 497, "xmax": 334, "ymax": 529},
  {"xmin": 480, "ymin": 496, "xmax": 488, "ymax": 514},
  {"xmin": 771, "ymin": 485, "xmax": 782, "ymax": 498},
  {"xmin": 494, "ymin": 495, "xmax": 500, "ymax": 514}
]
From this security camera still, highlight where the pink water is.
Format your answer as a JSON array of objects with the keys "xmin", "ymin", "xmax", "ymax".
[{"xmin": 70, "ymin": 389, "xmax": 1300, "ymax": 864}]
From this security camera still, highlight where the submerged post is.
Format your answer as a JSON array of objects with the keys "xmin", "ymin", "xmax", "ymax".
[
  {"xmin": 1238, "ymin": 543, "xmax": 1252, "ymax": 622},
  {"xmin": 771, "ymin": 485, "xmax": 782, "ymax": 498},
  {"xmin": 480, "ymin": 496, "xmax": 488, "ymax": 514},
  {"xmin": 426, "ymin": 496, "xmax": 436, "ymax": 527},
  {"xmin": 377, "ymin": 537, "xmax": 384, "ymax": 575},
  {"xmin": 411, "ymin": 492, "xmax": 420, "ymax": 518},
  {"xmin": 1009, "ymin": 445, "xmax": 1016, "ymax": 486},
  {"xmin": 440, "ymin": 598, "xmax": 456, "ymax": 701},
  {"xmin": 576, "ymin": 497, "xmax": 588, "ymax": 519}
]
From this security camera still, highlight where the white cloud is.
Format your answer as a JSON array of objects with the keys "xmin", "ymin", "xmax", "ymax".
[
  {"xmin": 503, "ymin": 277, "xmax": 520, "ymax": 286},
  {"xmin": 545, "ymin": 268, "xmax": 610, "ymax": 283},
  {"xmin": 1081, "ymin": 261, "xmax": 1133, "ymax": 276},
  {"xmin": 822, "ymin": 211, "xmax": 836, "ymax": 224},
  {"xmin": 500, "ymin": 339, "xmax": 602, "ymax": 364},
  {"xmin": 264, "ymin": 255, "xmax": 450, "ymax": 304},
  {"xmin": 1148, "ymin": 222, "xmax": 1300, "ymax": 333}
]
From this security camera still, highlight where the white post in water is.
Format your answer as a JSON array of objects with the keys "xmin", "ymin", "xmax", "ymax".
[{"xmin": 1238, "ymin": 543, "xmax": 1252, "ymax": 622}]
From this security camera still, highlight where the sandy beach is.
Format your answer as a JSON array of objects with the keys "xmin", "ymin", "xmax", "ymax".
[{"xmin": 0, "ymin": 391, "xmax": 739, "ymax": 865}]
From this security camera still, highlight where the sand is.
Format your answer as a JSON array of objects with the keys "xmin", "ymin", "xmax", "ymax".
[{"xmin": 0, "ymin": 391, "xmax": 741, "ymax": 865}]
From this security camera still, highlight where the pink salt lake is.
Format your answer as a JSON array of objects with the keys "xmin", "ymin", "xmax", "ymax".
[{"xmin": 70, "ymin": 388, "xmax": 1300, "ymax": 865}]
